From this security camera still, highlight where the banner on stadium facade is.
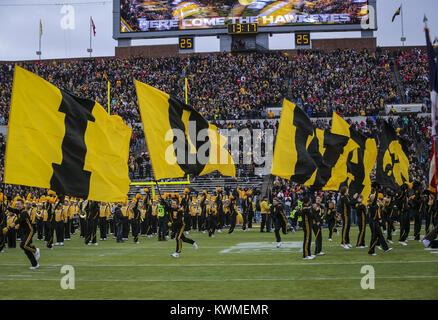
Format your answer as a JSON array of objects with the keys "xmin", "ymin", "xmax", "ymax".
[{"xmin": 4, "ymin": 66, "xmax": 132, "ymax": 202}]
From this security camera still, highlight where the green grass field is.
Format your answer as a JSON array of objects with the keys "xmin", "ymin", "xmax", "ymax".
[{"xmin": 1, "ymin": 224, "xmax": 437, "ymax": 300}]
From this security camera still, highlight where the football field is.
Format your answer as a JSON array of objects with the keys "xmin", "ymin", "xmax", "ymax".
[{"xmin": 1, "ymin": 225, "xmax": 437, "ymax": 300}]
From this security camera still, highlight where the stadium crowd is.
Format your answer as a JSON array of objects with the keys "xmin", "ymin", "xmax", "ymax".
[{"xmin": 0, "ymin": 48, "xmax": 431, "ymax": 127}]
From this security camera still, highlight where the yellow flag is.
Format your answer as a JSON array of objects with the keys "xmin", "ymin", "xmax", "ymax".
[
  {"xmin": 5, "ymin": 66, "xmax": 131, "ymax": 202},
  {"xmin": 134, "ymin": 80, "xmax": 235, "ymax": 181}
]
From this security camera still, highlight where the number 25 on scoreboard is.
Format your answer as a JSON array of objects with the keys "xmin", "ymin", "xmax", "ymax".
[
  {"xmin": 179, "ymin": 37, "xmax": 194, "ymax": 50},
  {"xmin": 295, "ymin": 33, "xmax": 310, "ymax": 46}
]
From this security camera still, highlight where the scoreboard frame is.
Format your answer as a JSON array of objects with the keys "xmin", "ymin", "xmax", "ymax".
[{"xmin": 113, "ymin": 0, "xmax": 377, "ymax": 40}]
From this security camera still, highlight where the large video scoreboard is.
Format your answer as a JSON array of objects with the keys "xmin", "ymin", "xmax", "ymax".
[{"xmin": 114, "ymin": 0, "xmax": 376, "ymax": 40}]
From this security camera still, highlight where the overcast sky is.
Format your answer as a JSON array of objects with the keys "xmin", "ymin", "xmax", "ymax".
[{"xmin": 0, "ymin": 0, "xmax": 437, "ymax": 61}]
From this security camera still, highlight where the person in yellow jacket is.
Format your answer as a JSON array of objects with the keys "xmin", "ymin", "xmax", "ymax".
[
  {"xmin": 35, "ymin": 202, "xmax": 44, "ymax": 241},
  {"xmin": 99, "ymin": 202, "xmax": 110, "ymax": 241},
  {"xmin": 207, "ymin": 199, "xmax": 218, "ymax": 237},
  {"xmin": 260, "ymin": 196, "xmax": 271, "ymax": 232},
  {"xmin": 188, "ymin": 199, "xmax": 197, "ymax": 231},
  {"xmin": 67, "ymin": 198, "xmax": 77, "ymax": 237},
  {"xmin": 54, "ymin": 198, "xmax": 66, "ymax": 246},
  {"xmin": 6, "ymin": 211, "xmax": 17, "ymax": 248},
  {"xmin": 63, "ymin": 197, "xmax": 72, "ymax": 241}
]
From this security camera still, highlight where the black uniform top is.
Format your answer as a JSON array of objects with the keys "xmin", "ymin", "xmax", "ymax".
[
  {"xmin": 181, "ymin": 194, "xmax": 191, "ymax": 214},
  {"xmin": 215, "ymin": 193, "xmax": 223, "ymax": 212},
  {"xmin": 132, "ymin": 202, "xmax": 141, "ymax": 221},
  {"xmin": 395, "ymin": 190, "xmax": 408, "ymax": 213},
  {"xmin": 312, "ymin": 207, "xmax": 322, "ymax": 225},
  {"xmin": 367, "ymin": 193, "xmax": 381, "ymax": 222},
  {"xmin": 355, "ymin": 202, "xmax": 367, "ymax": 217},
  {"xmin": 325, "ymin": 207, "xmax": 336, "ymax": 220},
  {"xmin": 339, "ymin": 195, "xmax": 351, "ymax": 218},
  {"xmin": 300, "ymin": 206, "xmax": 314, "ymax": 231},
  {"xmin": 271, "ymin": 203, "xmax": 287, "ymax": 223},
  {"xmin": 245, "ymin": 196, "xmax": 253, "ymax": 214},
  {"xmin": 86, "ymin": 201, "xmax": 99, "ymax": 220},
  {"xmin": 114, "ymin": 206, "xmax": 124, "ymax": 224},
  {"xmin": 410, "ymin": 189, "xmax": 423, "ymax": 211},
  {"xmin": 200, "ymin": 194, "xmax": 207, "ymax": 211},
  {"xmin": 143, "ymin": 194, "xmax": 151, "ymax": 213},
  {"xmin": 169, "ymin": 207, "xmax": 184, "ymax": 225},
  {"xmin": 0, "ymin": 204, "xmax": 6, "ymax": 228},
  {"xmin": 229, "ymin": 199, "xmax": 237, "ymax": 215},
  {"xmin": 5, "ymin": 208, "xmax": 33, "ymax": 236}
]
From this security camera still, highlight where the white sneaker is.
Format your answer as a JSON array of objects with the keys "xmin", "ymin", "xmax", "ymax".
[
  {"xmin": 34, "ymin": 248, "xmax": 40, "ymax": 261},
  {"xmin": 383, "ymin": 230, "xmax": 387, "ymax": 234},
  {"xmin": 135, "ymin": 242, "xmax": 140, "ymax": 244},
  {"xmin": 171, "ymin": 252, "xmax": 179, "ymax": 258},
  {"xmin": 193, "ymin": 242, "xmax": 198, "ymax": 250},
  {"xmin": 356, "ymin": 246, "xmax": 366, "ymax": 249},
  {"xmin": 185, "ymin": 231, "xmax": 189, "ymax": 235},
  {"xmin": 377, "ymin": 246, "xmax": 382, "ymax": 251},
  {"xmin": 423, "ymin": 239, "xmax": 431, "ymax": 247},
  {"xmin": 310, "ymin": 255, "xmax": 316, "ymax": 258},
  {"xmin": 384, "ymin": 248, "xmax": 393, "ymax": 253},
  {"xmin": 94, "ymin": 243, "xmax": 98, "ymax": 246},
  {"xmin": 399, "ymin": 241, "xmax": 408, "ymax": 246},
  {"xmin": 54, "ymin": 242, "xmax": 59, "ymax": 246},
  {"xmin": 317, "ymin": 252, "xmax": 325, "ymax": 256},
  {"xmin": 303, "ymin": 256, "xmax": 315, "ymax": 260},
  {"xmin": 370, "ymin": 253, "xmax": 377, "ymax": 256},
  {"xmin": 347, "ymin": 244, "xmax": 353, "ymax": 248},
  {"xmin": 29, "ymin": 264, "xmax": 40, "ymax": 270},
  {"xmin": 217, "ymin": 229, "xmax": 222, "ymax": 233},
  {"xmin": 328, "ymin": 238, "xmax": 333, "ymax": 242},
  {"xmin": 387, "ymin": 240, "xmax": 394, "ymax": 244},
  {"xmin": 276, "ymin": 242, "xmax": 282, "ymax": 248},
  {"xmin": 60, "ymin": 242, "xmax": 64, "ymax": 246}
]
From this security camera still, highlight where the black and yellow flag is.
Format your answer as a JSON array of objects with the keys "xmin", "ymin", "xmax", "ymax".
[
  {"xmin": 392, "ymin": 5, "xmax": 401, "ymax": 22},
  {"xmin": 134, "ymin": 80, "xmax": 235, "ymax": 180},
  {"xmin": 339, "ymin": 129, "xmax": 377, "ymax": 203},
  {"xmin": 376, "ymin": 121, "xmax": 410, "ymax": 189},
  {"xmin": 5, "ymin": 66, "xmax": 132, "ymax": 202},
  {"xmin": 271, "ymin": 99, "xmax": 319, "ymax": 183},
  {"xmin": 303, "ymin": 128, "xmax": 350, "ymax": 189}
]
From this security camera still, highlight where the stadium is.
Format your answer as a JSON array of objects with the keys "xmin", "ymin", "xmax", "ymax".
[{"xmin": 0, "ymin": 0, "xmax": 437, "ymax": 306}]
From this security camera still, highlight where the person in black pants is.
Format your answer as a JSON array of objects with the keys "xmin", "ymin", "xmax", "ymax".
[
  {"xmin": 339, "ymin": 186, "xmax": 358, "ymax": 249},
  {"xmin": 312, "ymin": 201, "xmax": 323, "ymax": 256},
  {"xmin": 2, "ymin": 198, "xmax": 40, "ymax": 269},
  {"xmin": 300, "ymin": 196, "xmax": 314, "ymax": 260},
  {"xmin": 181, "ymin": 189, "xmax": 191, "ymax": 234},
  {"xmin": 215, "ymin": 188, "xmax": 224, "ymax": 232},
  {"xmin": 385, "ymin": 190, "xmax": 397, "ymax": 244},
  {"xmin": 326, "ymin": 201, "xmax": 337, "ymax": 241},
  {"xmin": 246, "ymin": 191, "xmax": 254, "ymax": 230},
  {"xmin": 397, "ymin": 184, "xmax": 410, "ymax": 246},
  {"xmin": 114, "ymin": 203, "xmax": 124, "ymax": 243},
  {"xmin": 227, "ymin": 196, "xmax": 238, "ymax": 234},
  {"xmin": 85, "ymin": 200, "xmax": 99, "ymax": 246},
  {"xmin": 0, "ymin": 201, "xmax": 6, "ymax": 252},
  {"xmin": 367, "ymin": 192, "xmax": 392, "ymax": 256},
  {"xmin": 410, "ymin": 182, "xmax": 423, "ymax": 241},
  {"xmin": 271, "ymin": 197, "xmax": 288, "ymax": 248},
  {"xmin": 168, "ymin": 199, "xmax": 198, "ymax": 258},
  {"xmin": 207, "ymin": 200, "xmax": 217, "ymax": 237},
  {"xmin": 425, "ymin": 191, "xmax": 435, "ymax": 234},
  {"xmin": 355, "ymin": 195, "xmax": 367, "ymax": 248},
  {"xmin": 130, "ymin": 197, "xmax": 141, "ymax": 244}
]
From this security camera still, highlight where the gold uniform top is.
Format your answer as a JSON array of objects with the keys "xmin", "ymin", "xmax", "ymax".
[
  {"xmin": 152, "ymin": 205, "xmax": 158, "ymax": 216},
  {"xmin": 141, "ymin": 209, "xmax": 146, "ymax": 220},
  {"xmin": 121, "ymin": 206, "xmax": 128, "ymax": 217},
  {"xmin": 43, "ymin": 209, "xmax": 48, "ymax": 222},
  {"xmin": 99, "ymin": 205, "xmax": 106, "ymax": 218},
  {"xmin": 190, "ymin": 205, "xmax": 197, "ymax": 216},
  {"xmin": 55, "ymin": 207, "xmax": 64, "ymax": 222},
  {"xmin": 7, "ymin": 214, "xmax": 17, "ymax": 227},
  {"xmin": 62, "ymin": 205, "xmax": 69, "ymax": 223},
  {"xmin": 68, "ymin": 205, "xmax": 76, "ymax": 219}
]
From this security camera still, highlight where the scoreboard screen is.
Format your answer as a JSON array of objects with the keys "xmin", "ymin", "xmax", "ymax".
[
  {"xmin": 179, "ymin": 37, "xmax": 194, "ymax": 50},
  {"xmin": 116, "ymin": 0, "xmax": 373, "ymax": 39}
]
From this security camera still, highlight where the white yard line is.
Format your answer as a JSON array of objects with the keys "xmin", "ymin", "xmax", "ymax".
[
  {"xmin": 0, "ymin": 275, "xmax": 438, "ymax": 282},
  {"xmin": 1, "ymin": 260, "xmax": 437, "ymax": 268}
]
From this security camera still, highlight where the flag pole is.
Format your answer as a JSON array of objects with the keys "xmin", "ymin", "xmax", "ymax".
[
  {"xmin": 400, "ymin": 3, "xmax": 405, "ymax": 46},
  {"xmin": 185, "ymin": 77, "xmax": 188, "ymax": 104},
  {"xmin": 89, "ymin": 16, "xmax": 92, "ymax": 57},
  {"xmin": 107, "ymin": 81, "xmax": 110, "ymax": 115},
  {"xmin": 37, "ymin": 19, "xmax": 42, "ymax": 60}
]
